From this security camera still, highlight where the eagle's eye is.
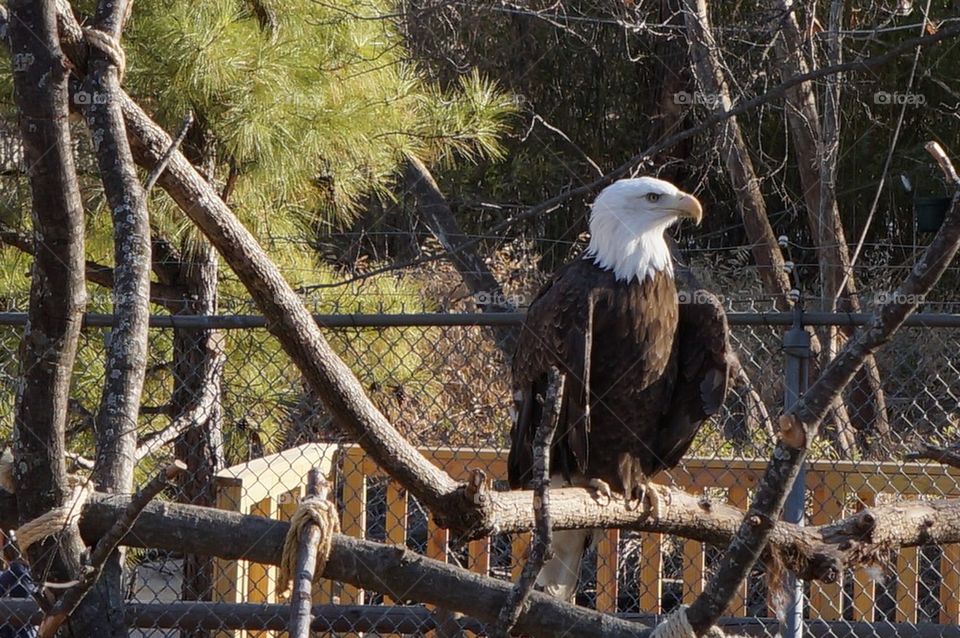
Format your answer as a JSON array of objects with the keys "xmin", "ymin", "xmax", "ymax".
[{"xmin": 645, "ymin": 193, "xmax": 661, "ymax": 203}]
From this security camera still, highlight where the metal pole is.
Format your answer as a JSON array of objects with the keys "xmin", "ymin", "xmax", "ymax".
[{"xmin": 782, "ymin": 305, "xmax": 811, "ymax": 638}]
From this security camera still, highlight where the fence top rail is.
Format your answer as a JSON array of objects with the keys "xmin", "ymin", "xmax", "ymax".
[
  {"xmin": 341, "ymin": 445, "xmax": 960, "ymax": 479},
  {"xmin": 1, "ymin": 310, "xmax": 960, "ymax": 329}
]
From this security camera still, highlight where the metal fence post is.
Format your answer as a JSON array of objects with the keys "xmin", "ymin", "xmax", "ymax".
[{"xmin": 782, "ymin": 304, "xmax": 811, "ymax": 638}]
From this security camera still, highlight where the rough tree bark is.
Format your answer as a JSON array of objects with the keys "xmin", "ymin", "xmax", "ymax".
[
  {"xmin": 76, "ymin": 0, "xmax": 152, "ymax": 632},
  {"xmin": 2, "ymin": 489, "xmax": 960, "ymax": 633},
  {"xmin": 772, "ymin": 0, "xmax": 889, "ymax": 455},
  {"xmin": 6, "ymin": 0, "xmax": 97, "ymax": 634}
]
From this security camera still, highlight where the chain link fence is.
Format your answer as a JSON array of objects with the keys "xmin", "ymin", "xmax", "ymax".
[{"xmin": 0, "ymin": 307, "xmax": 959, "ymax": 636}]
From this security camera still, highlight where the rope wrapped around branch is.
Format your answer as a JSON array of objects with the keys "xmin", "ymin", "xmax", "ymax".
[
  {"xmin": 278, "ymin": 495, "xmax": 340, "ymax": 597},
  {"xmin": 15, "ymin": 484, "xmax": 90, "ymax": 555},
  {"xmin": 0, "ymin": 450, "xmax": 91, "ymax": 554},
  {"xmin": 650, "ymin": 605, "xmax": 741, "ymax": 638},
  {"xmin": 82, "ymin": 27, "xmax": 126, "ymax": 80}
]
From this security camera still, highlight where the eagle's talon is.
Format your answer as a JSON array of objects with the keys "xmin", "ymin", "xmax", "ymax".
[
  {"xmin": 644, "ymin": 482, "xmax": 663, "ymax": 519},
  {"xmin": 588, "ymin": 478, "xmax": 613, "ymax": 504}
]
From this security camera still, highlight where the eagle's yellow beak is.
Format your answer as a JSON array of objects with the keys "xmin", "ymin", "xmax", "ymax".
[{"xmin": 673, "ymin": 192, "xmax": 703, "ymax": 226}]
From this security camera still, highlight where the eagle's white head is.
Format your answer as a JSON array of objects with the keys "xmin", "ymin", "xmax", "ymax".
[{"xmin": 585, "ymin": 176, "xmax": 703, "ymax": 282}]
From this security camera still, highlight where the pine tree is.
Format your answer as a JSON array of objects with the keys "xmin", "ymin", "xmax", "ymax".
[{"xmin": 0, "ymin": 0, "xmax": 513, "ymax": 628}]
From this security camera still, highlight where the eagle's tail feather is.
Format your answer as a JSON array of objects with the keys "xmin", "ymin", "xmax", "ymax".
[{"xmin": 536, "ymin": 528, "xmax": 593, "ymax": 602}]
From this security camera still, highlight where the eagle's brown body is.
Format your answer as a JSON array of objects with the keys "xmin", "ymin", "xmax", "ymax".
[
  {"xmin": 507, "ymin": 257, "xmax": 730, "ymax": 499},
  {"xmin": 505, "ymin": 175, "xmax": 728, "ymax": 602}
]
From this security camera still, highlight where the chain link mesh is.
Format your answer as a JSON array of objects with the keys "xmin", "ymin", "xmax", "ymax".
[{"xmin": 0, "ymin": 308, "xmax": 959, "ymax": 636}]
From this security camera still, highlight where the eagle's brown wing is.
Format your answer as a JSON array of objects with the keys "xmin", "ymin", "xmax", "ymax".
[
  {"xmin": 508, "ymin": 260, "xmax": 599, "ymax": 489},
  {"xmin": 651, "ymin": 290, "xmax": 731, "ymax": 472}
]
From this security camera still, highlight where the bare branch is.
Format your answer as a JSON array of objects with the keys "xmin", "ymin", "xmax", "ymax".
[
  {"xmin": 142, "ymin": 111, "xmax": 194, "ymax": 194},
  {"xmin": 495, "ymin": 369, "xmax": 564, "ymax": 637},
  {"xmin": 683, "ymin": 144, "xmax": 960, "ymax": 634},
  {"xmin": 135, "ymin": 353, "xmax": 222, "ymax": 460},
  {"xmin": 1, "ymin": 226, "xmax": 185, "ymax": 310},
  {"xmin": 288, "ymin": 471, "xmax": 327, "ymax": 638},
  {"xmin": 905, "ymin": 442, "xmax": 960, "ymax": 470}
]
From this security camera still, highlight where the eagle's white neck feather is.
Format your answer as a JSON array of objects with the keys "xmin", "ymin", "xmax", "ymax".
[
  {"xmin": 585, "ymin": 216, "xmax": 674, "ymax": 283},
  {"xmin": 584, "ymin": 178, "xmax": 685, "ymax": 282}
]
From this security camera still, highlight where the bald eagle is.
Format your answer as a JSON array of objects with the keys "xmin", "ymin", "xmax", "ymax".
[{"xmin": 507, "ymin": 176, "xmax": 731, "ymax": 601}]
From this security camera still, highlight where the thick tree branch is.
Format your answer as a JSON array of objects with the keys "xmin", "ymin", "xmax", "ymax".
[
  {"xmin": 683, "ymin": 142, "xmax": 960, "ymax": 634},
  {"xmin": 78, "ymin": 3, "xmax": 155, "ymax": 629},
  {"xmin": 0, "ymin": 491, "xmax": 956, "ymax": 634},
  {"xmin": 402, "ymin": 155, "xmax": 517, "ymax": 352},
  {"xmin": 7, "ymin": 0, "xmax": 90, "ymax": 625},
  {"xmin": 905, "ymin": 443, "xmax": 960, "ymax": 470},
  {"xmin": 682, "ymin": 0, "xmax": 792, "ymax": 309},
  {"xmin": 112, "ymin": 89, "xmax": 460, "ymax": 513}
]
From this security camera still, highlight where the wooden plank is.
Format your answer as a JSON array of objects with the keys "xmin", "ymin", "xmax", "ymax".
[
  {"xmin": 595, "ymin": 528, "xmax": 619, "ymax": 613},
  {"xmin": 385, "ymin": 483, "xmax": 408, "ymax": 546},
  {"xmin": 469, "ymin": 537, "xmax": 490, "ymax": 577},
  {"xmin": 682, "ymin": 488, "xmax": 704, "ymax": 606},
  {"xmin": 427, "ymin": 522, "xmax": 448, "ymax": 562},
  {"xmin": 425, "ymin": 523, "xmax": 449, "ymax": 612},
  {"xmin": 851, "ymin": 492, "xmax": 876, "ymax": 622},
  {"xmin": 727, "ymin": 486, "xmax": 749, "ymax": 617},
  {"xmin": 941, "ymin": 542, "xmax": 960, "ymax": 624},
  {"xmin": 213, "ymin": 482, "xmax": 245, "ymax": 638},
  {"xmin": 682, "ymin": 536, "xmax": 704, "ymax": 605},
  {"xmin": 809, "ymin": 473, "xmax": 844, "ymax": 620},
  {"xmin": 896, "ymin": 546, "xmax": 919, "ymax": 623},
  {"xmin": 382, "ymin": 482, "xmax": 408, "ymax": 604},
  {"xmin": 638, "ymin": 532, "xmax": 662, "ymax": 614},
  {"xmin": 340, "ymin": 464, "xmax": 366, "ymax": 606},
  {"xmin": 511, "ymin": 533, "xmax": 529, "ymax": 582},
  {"xmin": 213, "ymin": 443, "xmax": 337, "ymax": 505},
  {"xmin": 246, "ymin": 497, "xmax": 275, "ymax": 638}
]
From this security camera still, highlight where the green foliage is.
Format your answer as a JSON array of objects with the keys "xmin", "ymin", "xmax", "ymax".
[
  {"xmin": 124, "ymin": 0, "xmax": 515, "ymax": 226},
  {"xmin": 0, "ymin": 0, "xmax": 515, "ymax": 469}
]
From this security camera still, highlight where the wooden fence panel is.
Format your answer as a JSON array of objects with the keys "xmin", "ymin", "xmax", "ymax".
[
  {"xmin": 596, "ymin": 529, "xmax": 619, "ymax": 613},
  {"xmin": 213, "ymin": 446, "xmax": 960, "ymax": 628},
  {"xmin": 727, "ymin": 486, "xmax": 749, "ymax": 617},
  {"xmin": 896, "ymin": 546, "xmax": 919, "ymax": 623},
  {"xmin": 851, "ymin": 492, "xmax": 877, "ymax": 622},
  {"xmin": 638, "ymin": 531, "xmax": 662, "ymax": 614},
  {"xmin": 809, "ymin": 472, "xmax": 845, "ymax": 620}
]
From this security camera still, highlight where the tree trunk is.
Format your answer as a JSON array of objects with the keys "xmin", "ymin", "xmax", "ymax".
[
  {"xmin": 75, "ymin": 0, "xmax": 152, "ymax": 632},
  {"xmin": 171, "ymin": 240, "xmax": 225, "ymax": 638},
  {"xmin": 402, "ymin": 155, "xmax": 517, "ymax": 353},
  {"xmin": 773, "ymin": 0, "xmax": 889, "ymax": 454},
  {"xmin": 7, "ymin": 1, "xmax": 99, "ymax": 634},
  {"xmin": 682, "ymin": 0, "xmax": 793, "ymax": 310}
]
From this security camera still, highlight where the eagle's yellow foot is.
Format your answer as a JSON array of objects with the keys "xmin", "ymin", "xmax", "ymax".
[{"xmin": 588, "ymin": 478, "xmax": 613, "ymax": 505}]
